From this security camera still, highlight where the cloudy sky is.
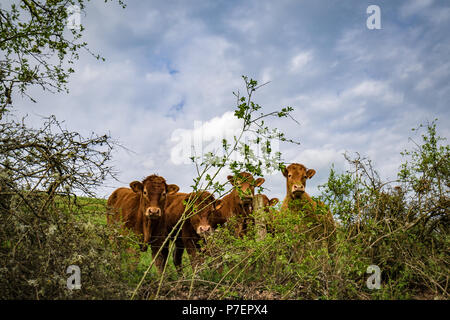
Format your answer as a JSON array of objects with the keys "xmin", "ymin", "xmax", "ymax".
[{"xmin": 13, "ymin": 0, "xmax": 450, "ymax": 201}]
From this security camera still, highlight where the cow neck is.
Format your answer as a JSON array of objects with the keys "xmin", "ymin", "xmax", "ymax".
[
  {"xmin": 287, "ymin": 192, "xmax": 299, "ymax": 201},
  {"xmin": 286, "ymin": 190, "xmax": 316, "ymax": 212},
  {"xmin": 137, "ymin": 192, "xmax": 146, "ymax": 214},
  {"xmin": 231, "ymin": 188, "xmax": 249, "ymax": 215},
  {"xmin": 132, "ymin": 192, "xmax": 144, "ymax": 229}
]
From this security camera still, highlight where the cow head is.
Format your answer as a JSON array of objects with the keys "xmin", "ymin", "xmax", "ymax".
[
  {"xmin": 261, "ymin": 194, "xmax": 279, "ymax": 208},
  {"xmin": 185, "ymin": 191, "xmax": 223, "ymax": 237},
  {"xmin": 227, "ymin": 172, "xmax": 265, "ymax": 207},
  {"xmin": 130, "ymin": 175, "xmax": 179, "ymax": 219},
  {"xmin": 282, "ymin": 163, "xmax": 316, "ymax": 199}
]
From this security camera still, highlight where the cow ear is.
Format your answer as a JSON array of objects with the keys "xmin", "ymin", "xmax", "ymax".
[
  {"xmin": 227, "ymin": 175, "xmax": 235, "ymax": 186},
  {"xmin": 269, "ymin": 198, "xmax": 279, "ymax": 206},
  {"xmin": 167, "ymin": 184, "xmax": 179, "ymax": 195},
  {"xmin": 306, "ymin": 169, "xmax": 316, "ymax": 179},
  {"xmin": 214, "ymin": 199, "xmax": 223, "ymax": 211},
  {"xmin": 254, "ymin": 178, "xmax": 265, "ymax": 187},
  {"xmin": 130, "ymin": 181, "xmax": 143, "ymax": 193},
  {"xmin": 282, "ymin": 167, "xmax": 289, "ymax": 178}
]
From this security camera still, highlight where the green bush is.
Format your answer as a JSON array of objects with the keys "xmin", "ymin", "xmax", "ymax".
[
  {"xmin": 1, "ymin": 108, "xmax": 447, "ymax": 300},
  {"xmin": 0, "ymin": 195, "xmax": 139, "ymax": 299},
  {"xmin": 0, "ymin": 114, "xmax": 139, "ymax": 299},
  {"xmin": 145, "ymin": 120, "xmax": 448, "ymax": 300}
]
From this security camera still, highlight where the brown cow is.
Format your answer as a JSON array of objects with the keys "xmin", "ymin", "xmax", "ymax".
[
  {"xmin": 107, "ymin": 175, "xmax": 179, "ymax": 251},
  {"xmin": 261, "ymin": 194, "xmax": 279, "ymax": 210},
  {"xmin": 211, "ymin": 172, "xmax": 265, "ymax": 237},
  {"xmin": 151, "ymin": 191, "xmax": 222, "ymax": 273},
  {"xmin": 281, "ymin": 163, "xmax": 336, "ymax": 252},
  {"xmin": 281, "ymin": 163, "xmax": 317, "ymax": 211}
]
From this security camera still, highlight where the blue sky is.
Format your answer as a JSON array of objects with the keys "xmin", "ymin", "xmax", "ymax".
[{"xmin": 14, "ymin": 0, "xmax": 450, "ymax": 201}]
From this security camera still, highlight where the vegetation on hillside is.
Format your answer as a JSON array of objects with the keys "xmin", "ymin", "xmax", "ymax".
[
  {"xmin": 132, "ymin": 120, "xmax": 449, "ymax": 300},
  {"xmin": 0, "ymin": 0, "xmax": 448, "ymax": 300}
]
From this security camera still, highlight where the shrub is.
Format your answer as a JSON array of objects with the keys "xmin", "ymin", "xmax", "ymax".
[
  {"xmin": 139, "ymin": 120, "xmax": 449, "ymax": 300},
  {"xmin": 0, "ymin": 113, "xmax": 137, "ymax": 299}
]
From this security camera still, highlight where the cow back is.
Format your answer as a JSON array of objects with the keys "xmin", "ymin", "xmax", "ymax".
[{"xmin": 107, "ymin": 187, "xmax": 140, "ymax": 232}]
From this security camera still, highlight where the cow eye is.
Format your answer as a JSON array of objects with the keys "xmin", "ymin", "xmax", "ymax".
[
  {"xmin": 288, "ymin": 174, "xmax": 292, "ymax": 178},
  {"xmin": 143, "ymin": 190, "xmax": 147, "ymax": 195}
]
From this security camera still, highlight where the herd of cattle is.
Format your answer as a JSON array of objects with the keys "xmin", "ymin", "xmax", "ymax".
[{"xmin": 106, "ymin": 163, "xmax": 336, "ymax": 272}]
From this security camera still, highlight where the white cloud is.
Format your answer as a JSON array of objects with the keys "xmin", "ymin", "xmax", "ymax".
[
  {"xmin": 145, "ymin": 71, "xmax": 172, "ymax": 84},
  {"xmin": 343, "ymin": 81, "xmax": 404, "ymax": 105},
  {"xmin": 290, "ymin": 51, "xmax": 313, "ymax": 73},
  {"xmin": 428, "ymin": 7, "xmax": 450, "ymax": 24},
  {"xmin": 260, "ymin": 67, "xmax": 273, "ymax": 84},
  {"xmin": 128, "ymin": 9, "xmax": 161, "ymax": 36},
  {"xmin": 415, "ymin": 78, "xmax": 433, "ymax": 91},
  {"xmin": 344, "ymin": 81, "xmax": 386, "ymax": 97},
  {"xmin": 169, "ymin": 111, "xmax": 280, "ymax": 179},
  {"xmin": 399, "ymin": 63, "xmax": 423, "ymax": 79},
  {"xmin": 80, "ymin": 65, "xmax": 101, "ymax": 82},
  {"xmin": 10, "ymin": 0, "xmax": 450, "ymax": 202},
  {"xmin": 291, "ymin": 147, "xmax": 346, "ymax": 171},
  {"xmin": 170, "ymin": 111, "xmax": 242, "ymax": 165}
]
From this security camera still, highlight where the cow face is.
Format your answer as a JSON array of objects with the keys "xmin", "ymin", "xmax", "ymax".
[
  {"xmin": 186, "ymin": 192, "xmax": 223, "ymax": 237},
  {"xmin": 262, "ymin": 194, "xmax": 279, "ymax": 208},
  {"xmin": 227, "ymin": 172, "xmax": 265, "ymax": 207},
  {"xmin": 130, "ymin": 175, "xmax": 179, "ymax": 219},
  {"xmin": 282, "ymin": 163, "xmax": 316, "ymax": 199}
]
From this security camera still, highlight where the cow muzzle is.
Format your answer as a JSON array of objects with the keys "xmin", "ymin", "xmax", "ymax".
[
  {"xmin": 292, "ymin": 184, "xmax": 305, "ymax": 198},
  {"xmin": 242, "ymin": 196, "xmax": 253, "ymax": 205},
  {"xmin": 145, "ymin": 207, "xmax": 161, "ymax": 219},
  {"xmin": 197, "ymin": 225, "xmax": 212, "ymax": 237}
]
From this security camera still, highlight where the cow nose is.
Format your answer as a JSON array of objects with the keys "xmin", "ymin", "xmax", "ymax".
[
  {"xmin": 198, "ymin": 225, "xmax": 211, "ymax": 235},
  {"xmin": 146, "ymin": 207, "xmax": 161, "ymax": 218},
  {"xmin": 292, "ymin": 184, "xmax": 305, "ymax": 192}
]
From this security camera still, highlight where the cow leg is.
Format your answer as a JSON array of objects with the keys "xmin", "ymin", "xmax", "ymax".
[
  {"xmin": 183, "ymin": 237, "xmax": 203, "ymax": 272},
  {"xmin": 140, "ymin": 218, "xmax": 151, "ymax": 252},
  {"xmin": 173, "ymin": 237, "xmax": 185, "ymax": 274},
  {"xmin": 151, "ymin": 240, "xmax": 168, "ymax": 274},
  {"xmin": 138, "ymin": 231, "xmax": 148, "ymax": 252}
]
